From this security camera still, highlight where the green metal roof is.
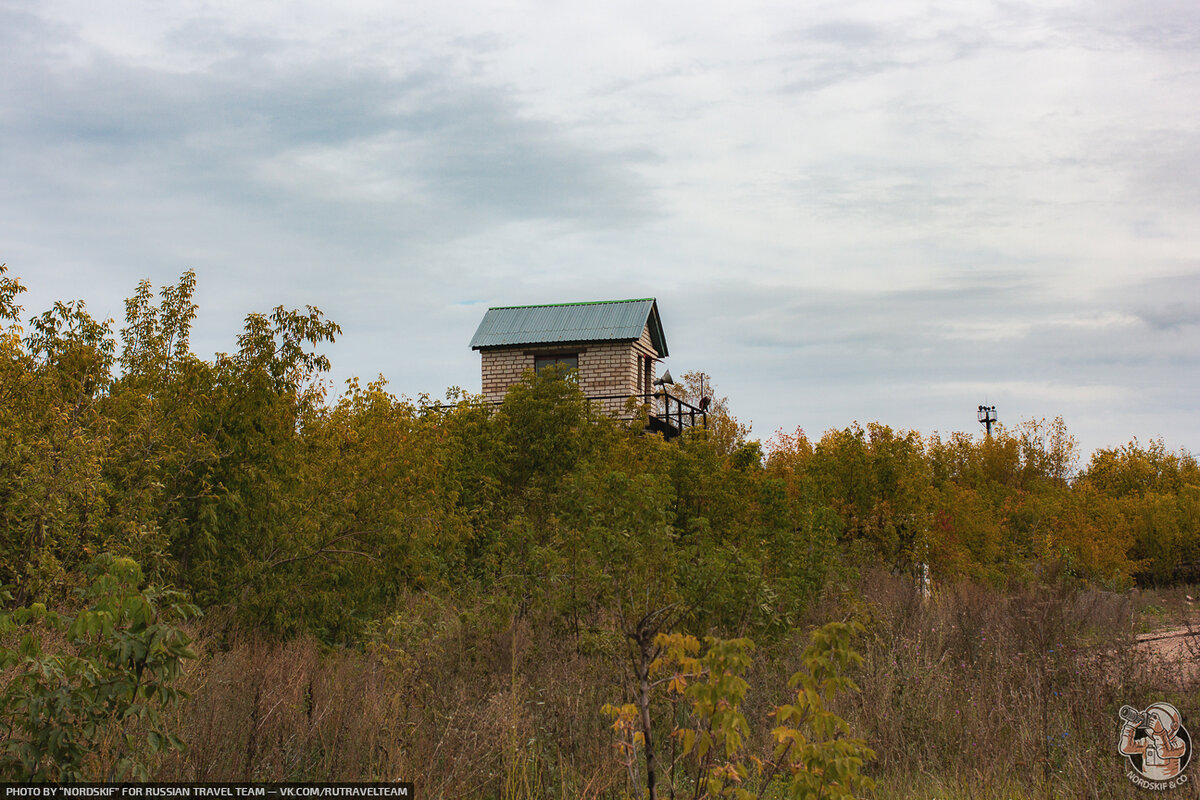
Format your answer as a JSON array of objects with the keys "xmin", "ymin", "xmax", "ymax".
[{"xmin": 470, "ymin": 298, "xmax": 668, "ymax": 356}]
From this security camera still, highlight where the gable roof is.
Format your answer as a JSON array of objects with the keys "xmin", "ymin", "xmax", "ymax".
[{"xmin": 470, "ymin": 298, "xmax": 668, "ymax": 356}]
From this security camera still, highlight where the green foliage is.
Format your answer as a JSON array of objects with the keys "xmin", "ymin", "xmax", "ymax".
[
  {"xmin": 0, "ymin": 263, "xmax": 25, "ymax": 324},
  {"xmin": 673, "ymin": 370, "xmax": 751, "ymax": 456},
  {"xmin": 770, "ymin": 622, "xmax": 875, "ymax": 800},
  {"xmin": 497, "ymin": 364, "xmax": 604, "ymax": 492},
  {"xmin": 760, "ymin": 417, "xmax": 1199, "ymax": 588},
  {"xmin": 1075, "ymin": 439, "xmax": 1200, "ymax": 584},
  {"xmin": 105, "ymin": 270, "xmax": 216, "ymax": 584},
  {"xmin": 642, "ymin": 623, "xmax": 874, "ymax": 800},
  {"xmin": 0, "ymin": 267, "xmax": 114, "ymax": 603},
  {"xmin": 0, "ymin": 554, "xmax": 199, "ymax": 781},
  {"xmin": 3, "ymin": 261, "xmax": 1198, "ymax": 653},
  {"xmin": 655, "ymin": 633, "xmax": 756, "ymax": 798}
]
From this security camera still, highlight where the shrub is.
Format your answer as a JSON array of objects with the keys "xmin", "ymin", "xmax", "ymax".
[{"xmin": 0, "ymin": 554, "xmax": 198, "ymax": 780}]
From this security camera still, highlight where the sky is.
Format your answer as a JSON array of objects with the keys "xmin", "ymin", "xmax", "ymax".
[{"xmin": 3, "ymin": 0, "xmax": 1198, "ymax": 461}]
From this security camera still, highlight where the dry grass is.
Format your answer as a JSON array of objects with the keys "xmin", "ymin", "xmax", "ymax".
[
  {"xmin": 140, "ymin": 578, "xmax": 1200, "ymax": 799},
  {"xmin": 153, "ymin": 595, "xmax": 628, "ymax": 798},
  {"xmin": 842, "ymin": 573, "xmax": 1198, "ymax": 799}
]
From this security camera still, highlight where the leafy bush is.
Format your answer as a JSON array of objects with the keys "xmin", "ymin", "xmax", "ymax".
[
  {"xmin": 0, "ymin": 554, "xmax": 198, "ymax": 780},
  {"xmin": 611, "ymin": 621, "xmax": 874, "ymax": 800}
]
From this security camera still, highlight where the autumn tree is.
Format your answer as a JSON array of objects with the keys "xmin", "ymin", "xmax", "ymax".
[{"xmin": 0, "ymin": 265, "xmax": 115, "ymax": 603}]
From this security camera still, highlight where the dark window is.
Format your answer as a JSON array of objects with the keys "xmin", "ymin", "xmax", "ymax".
[{"xmin": 535, "ymin": 354, "xmax": 578, "ymax": 374}]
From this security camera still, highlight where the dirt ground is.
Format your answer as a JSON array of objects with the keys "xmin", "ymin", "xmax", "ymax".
[
  {"xmin": 1138, "ymin": 628, "xmax": 1199, "ymax": 658},
  {"xmin": 1136, "ymin": 619, "xmax": 1200, "ymax": 682}
]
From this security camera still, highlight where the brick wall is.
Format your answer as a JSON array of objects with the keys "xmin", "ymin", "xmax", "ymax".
[
  {"xmin": 479, "ymin": 325, "xmax": 663, "ymax": 415},
  {"xmin": 633, "ymin": 325, "xmax": 659, "ymax": 390},
  {"xmin": 479, "ymin": 348, "xmax": 533, "ymax": 402}
]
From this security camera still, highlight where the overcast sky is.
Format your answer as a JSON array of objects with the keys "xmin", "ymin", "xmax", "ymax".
[{"xmin": 3, "ymin": 0, "xmax": 1198, "ymax": 460}]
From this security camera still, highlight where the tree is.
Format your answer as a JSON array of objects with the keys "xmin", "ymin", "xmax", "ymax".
[
  {"xmin": 0, "ymin": 273, "xmax": 115, "ymax": 604},
  {"xmin": 104, "ymin": 271, "xmax": 217, "ymax": 584},
  {"xmin": 191, "ymin": 304, "xmax": 343, "ymax": 622},
  {"xmin": 672, "ymin": 371, "xmax": 751, "ymax": 456},
  {"xmin": 496, "ymin": 364, "xmax": 603, "ymax": 493}
]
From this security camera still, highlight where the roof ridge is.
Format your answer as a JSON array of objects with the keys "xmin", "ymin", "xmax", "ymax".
[{"xmin": 488, "ymin": 298, "xmax": 654, "ymax": 310}]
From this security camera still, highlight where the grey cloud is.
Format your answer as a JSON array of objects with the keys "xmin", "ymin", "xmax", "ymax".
[
  {"xmin": 773, "ymin": 10, "xmax": 1018, "ymax": 95},
  {"xmin": 1052, "ymin": 1, "xmax": 1200, "ymax": 52},
  {"xmin": 1135, "ymin": 302, "xmax": 1200, "ymax": 332},
  {"xmin": 800, "ymin": 21, "xmax": 884, "ymax": 47},
  {"xmin": 1125, "ymin": 273, "xmax": 1200, "ymax": 331},
  {"xmin": 771, "ymin": 17, "xmax": 906, "ymax": 93},
  {"xmin": 0, "ymin": 9, "xmax": 661, "ymax": 398},
  {"xmin": 1126, "ymin": 131, "xmax": 1200, "ymax": 211},
  {"xmin": 778, "ymin": 56, "xmax": 902, "ymax": 95},
  {"xmin": 162, "ymin": 16, "xmax": 287, "ymax": 63},
  {"xmin": 0, "ymin": 5, "xmax": 58, "ymax": 53},
  {"xmin": 788, "ymin": 169, "xmax": 989, "ymax": 229},
  {"xmin": 678, "ymin": 273, "xmax": 1047, "ymax": 372},
  {"xmin": 665, "ymin": 271, "xmax": 1200, "ymax": 445},
  {"xmin": 0, "ymin": 14, "xmax": 656, "ymax": 252}
]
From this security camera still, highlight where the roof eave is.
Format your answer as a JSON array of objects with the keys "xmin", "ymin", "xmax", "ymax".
[{"xmin": 647, "ymin": 299, "xmax": 668, "ymax": 358}]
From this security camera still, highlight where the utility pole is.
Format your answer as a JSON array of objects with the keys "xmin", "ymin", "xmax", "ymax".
[{"xmin": 977, "ymin": 404, "xmax": 997, "ymax": 436}]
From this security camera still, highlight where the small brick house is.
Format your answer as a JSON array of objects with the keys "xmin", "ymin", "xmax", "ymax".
[{"xmin": 470, "ymin": 298, "xmax": 668, "ymax": 410}]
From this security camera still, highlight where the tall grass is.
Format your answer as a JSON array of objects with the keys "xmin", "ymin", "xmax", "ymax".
[
  {"xmin": 845, "ymin": 573, "xmax": 1179, "ymax": 799},
  {"xmin": 155, "ymin": 594, "xmax": 627, "ymax": 797},
  {"xmin": 145, "ymin": 578, "xmax": 1198, "ymax": 799}
]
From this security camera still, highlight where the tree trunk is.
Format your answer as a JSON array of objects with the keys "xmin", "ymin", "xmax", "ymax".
[{"xmin": 635, "ymin": 621, "xmax": 659, "ymax": 800}]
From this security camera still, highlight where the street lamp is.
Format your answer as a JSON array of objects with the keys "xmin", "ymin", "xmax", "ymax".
[{"xmin": 977, "ymin": 404, "xmax": 997, "ymax": 436}]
